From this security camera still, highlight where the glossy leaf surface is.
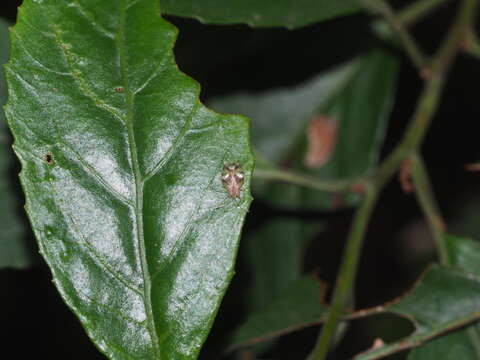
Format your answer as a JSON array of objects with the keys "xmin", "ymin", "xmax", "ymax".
[
  {"xmin": 5, "ymin": 0, "xmax": 253, "ymax": 359},
  {"xmin": 212, "ymin": 50, "xmax": 398, "ymax": 210},
  {"xmin": 160, "ymin": 0, "xmax": 361, "ymax": 29},
  {"xmin": 0, "ymin": 18, "xmax": 30, "ymax": 269}
]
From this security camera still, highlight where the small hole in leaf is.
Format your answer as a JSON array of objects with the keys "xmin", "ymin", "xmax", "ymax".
[
  {"xmin": 115, "ymin": 87, "xmax": 125, "ymax": 93},
  {"xmin": 43, "ymin": 153, "xmax": 54, "ymax": 165}
]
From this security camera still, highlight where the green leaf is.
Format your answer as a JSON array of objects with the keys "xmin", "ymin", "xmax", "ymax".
[
  {"xmin": 406, "ymin": 235, "xmax": 480, "ymax": 360},
  {"xmin": 160, "ymin": 0, "xmax": 361, "ymax": 29},
  {"xmin": 246, "ymin": 187, "xmax": 321, "ymax": 311},
  {"xmin": 0, "ymin": 18, "xmax": 31, "ymax": 269},
  {"xmin": 229, "ymin": 275, "xmax": 328, "ymax": 351},
  {"xmin": 232, "ymin": 182, "xmax": 323, "ymax": 355},
  {"xmin": 407, "ymin": 327, "xmax": 480, "ymax": 360},
  {"xmin": 354, "ymin": 265, "xmax": 480, "ymax": 360},
  {"xmin": 231, "ymin": 236, "xmax": 480, "ymax": 357},
  {"xmin": 449, "ymin": 195, "xmax": 480, "ymax": 240},
  {"xmin": 446, "ymin": 234, "xmax": 480, "ymax": 276},
  {"xmin": 211, "ymin": 50, "xmax": 398, "ymax": 210},
  {"xmin": 5, "ymin": 1, "xmax": 253, "ymax": 359},
  {"xmin": 212, "ymin": 61, "xmax": 356, "ymax": 167},
  {"xmin": 247, "ymin": 217, "xmax": 310, "ymax": 311}
]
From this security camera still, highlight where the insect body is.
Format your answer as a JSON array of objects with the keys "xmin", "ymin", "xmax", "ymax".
[{"xmin": 221, "ymin": 163, "xmax": 245, "ymax": 198}]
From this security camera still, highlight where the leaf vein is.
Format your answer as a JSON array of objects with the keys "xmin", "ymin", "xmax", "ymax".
[
  {"xmin": 133, "ymin": 55, "xmax": 169, "ymax": 95},
  {"xmin": 6, "ymin": 70, "xmax": 131, "ymax": 206},
  {"xmin": 51, "ymin": 25, "xmax": 125, "ymax": 125},
  {"xmin": 58, "ymin": 143, "xmax": 134, "ymax": 207},
  {"xmin": 36, "ymin": 229, "xmax": 143, "ymax": 360},
  {"xmin": 50, "ymin": 181, "xmax": 143, "ymax": 298},
  {"xmin": 126, "ymin": 0, "xmax": 143, "ymax": 10},
  {"xmin": 69, "ymin": 0, "xmax": 115, "ymax": 39},
  {"xmin": 150, "ymin": 168, "xmax": 223, "ymax": 281},
  {"xmin": 144, "ymin": 101, "xmax": 198, "ymax": 181},
  {"xmin": 12, "ymin": 30, "xmax": 73, "ymax": 76},
  {"xmin": 117, "ymin": 0, "xmax": 161, "ymax": 356}
]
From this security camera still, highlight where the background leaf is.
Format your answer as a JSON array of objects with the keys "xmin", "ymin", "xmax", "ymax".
[
  {"xmin": 355, "ymin": 262, "xmax": 480, "ymax": 359},
  {"xmin": 0, "ymin": 17, "xmax": 30, "ymax": 269},
  {"xmin": 246, "ymin": 216, "xmax": 320, "ymax": 311},
  {"xmin": 160, "ymin": 0, "xmax": 361, "ymax": 29},
  {"xmin": 235, "ymin": 189, "xmax": 323, "ymax": 354},
  {"xmin": 5, "ymin": 0, "xmax": 253, "ymax": 359},
  {"xmin": 406, "ymin": 235, "xmax": 480, "ymax": 359},
  {"xmin": 230, "ymin": 275, "xmax": 328, "ymax": 351},
  {"xmin": 211, "ymin": 49, "xmax": 398, "ymax": 211},
  {"xmin": 407, "ymin": 327, "xmax": 480, "ymax": 360}
]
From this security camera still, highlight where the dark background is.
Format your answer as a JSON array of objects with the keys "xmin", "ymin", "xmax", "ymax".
[{"xmin": 1, "ymin": 0, "xmax": 479, "ymax": 359}]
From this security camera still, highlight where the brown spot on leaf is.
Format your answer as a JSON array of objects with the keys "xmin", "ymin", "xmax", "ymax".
[
  {"xmin": 43, "ymin": 153, "xmax": 54, "ymax": 165},
  {"xmin": 304, "ymin": 115, "xmax": 337, "ymax": 168},
  {"xmin": 115, "ymin": 87, "xmax": 125, "ymax": 93}
]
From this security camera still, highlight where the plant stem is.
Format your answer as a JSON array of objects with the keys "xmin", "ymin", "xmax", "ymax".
[
  {"xmin": 376, "ymin": 0, "xmax": 477, "ymax": 187},
  {"xmin": 464, "ymin": 28, "xmax": 480, "ymax": 58},
  {"xmin": 253, "ymin": 168, "xmax": 359, "ymax": 193},
  {"xmin": 365, "ymin": 0, "xmax": 428, "ymax": 71},
  {"xmin": 308, "ymin": 0, "xmax": 478, "ymax": 359},
  {"xmin": 373, "ymin": 0, "xmax": 450, "ymax": 41},
  {"xmin": 398, "ymin": 0, "xmax": 450, "ymax": 26},
  {"xmin": 309, "ymin": 188, "xmax": 378, "ymax": 360},
  {"xmin": 410, "ymin": 154, "xmax": 450, "ymax": 265}
]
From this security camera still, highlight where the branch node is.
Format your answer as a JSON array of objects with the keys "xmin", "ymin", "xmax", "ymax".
[
  {"xmin": 399, "ymin": 157, "xmax": 414, "ymax": 193},
  {"xmin": 420, "ymin": 66, "xmax": 432, "ymax": 80},
  {"xmin": 350, "ymin": 182, "xmax": 368, "ymax": 194}
]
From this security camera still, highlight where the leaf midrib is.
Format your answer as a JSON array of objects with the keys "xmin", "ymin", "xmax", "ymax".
[{"xmin": 117, "ymin": 0, "xmax": 161, "ymax": 357}]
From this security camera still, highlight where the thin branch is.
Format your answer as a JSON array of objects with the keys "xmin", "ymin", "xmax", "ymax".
[
  {"xmin": 407, "ymin": 50, "xmax": 480, "ymax": 354},
  {"xmin": 253, "ymin": 0, "xmax": 457, "ymax": 194},
  {"xmin": 253, "ymin": 168, "xmax": 361, "ymax": 193},
  {"xmin": 373, "ymin": 0, "xmax": 450, "ymax": 41},
  {"xmin": 375, "ymin": 0, "xmax": 478, "ymax": 188},
  {"xmin": 307, "ymin": 1, "xmax": 478, "ymax": 359},
  {"xmin": 363, "ymin": 0, "xmax": 429, "ymax": 71},
  {"xmin": 410, "ymin": 154, "xmax": 450, "ymax": 265},
  {"xmin": 308, "ymin": 188, "xmax": 378, "ymax": 360},
  {"xmin": 398, "ymin": 0, "xmax": 451, "ymax": 26},
  {"xmin": 464, "ymin": 28, "xmax": 480, "ymax": 59}
]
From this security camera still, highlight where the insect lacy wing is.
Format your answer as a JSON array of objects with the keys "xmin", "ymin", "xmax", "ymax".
[
  {"xmin": 221, "ymin": 163, "xmax": 245, "ymax": 198},
  {"xmin": 228, "ymin": 181, "xmax": 241, "ymax": 198}
]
